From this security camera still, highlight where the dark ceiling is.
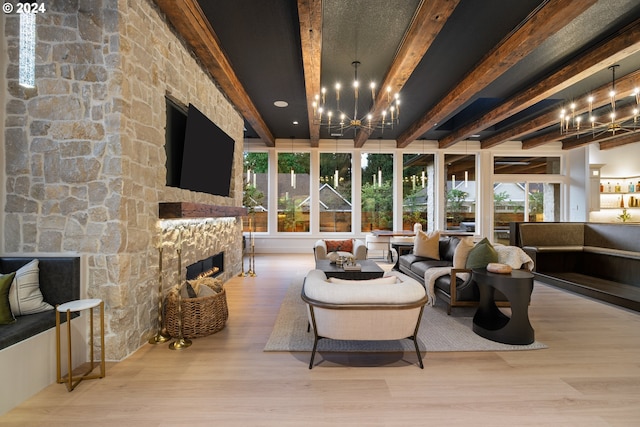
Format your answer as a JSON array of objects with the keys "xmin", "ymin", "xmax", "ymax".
[{"xmin": 155, "ymin": 0, "xmax": 640, "ymax": 151}]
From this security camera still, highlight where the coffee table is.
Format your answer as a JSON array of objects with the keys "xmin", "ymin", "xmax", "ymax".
[{"xmin": 315, "ymin": 259, "xmax": 385, "ymax": 280}]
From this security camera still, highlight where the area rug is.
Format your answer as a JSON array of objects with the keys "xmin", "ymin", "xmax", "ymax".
[{"xmin": 264, "ymin": 275, "xmax": 547, "ymax": 352}]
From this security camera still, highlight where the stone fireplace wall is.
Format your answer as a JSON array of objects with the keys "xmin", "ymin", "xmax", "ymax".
[{"xmin": 2, "ymin": 0, "xmax": 244, "ymax": 360}]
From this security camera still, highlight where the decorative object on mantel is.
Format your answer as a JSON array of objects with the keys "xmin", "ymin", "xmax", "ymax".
[
  {"xmin": 168, "ymin": 246, "xmax": 192, "ymax": 350},
  {"xmin": 148, "ymin": 246, "xmax": 171, "ymax": 344}
]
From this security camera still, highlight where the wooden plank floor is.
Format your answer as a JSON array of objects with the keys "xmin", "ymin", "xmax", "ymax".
[{"xmin": 2, "ymin": 254, "xmax": 640, "ymax": 426}]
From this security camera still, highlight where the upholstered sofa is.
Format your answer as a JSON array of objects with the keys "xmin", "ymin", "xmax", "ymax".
[
  {"xmin": 398, "ymin": 234, "xmax": 532, "ymax": 314},
  {"xmin": 398, "ymin": 235, "xmax": 479, "ymax": 314},
  {"xmin": 313, "ymin": 238, "xmax": 367, "ymax": 261},
  {"xmin": 511, "ymin": 222, "xmax": 640, "ymax": 311},
  {"xmin": 301, "ymin": 269, "xmax": 428, "ymax": 368}
]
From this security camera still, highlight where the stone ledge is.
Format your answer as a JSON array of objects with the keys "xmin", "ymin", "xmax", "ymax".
[{"xmin": 159, "ymin": 202, "xmax": 247, "ymax": 219}]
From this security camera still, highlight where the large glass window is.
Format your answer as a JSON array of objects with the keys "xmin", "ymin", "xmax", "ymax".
[
  {"xmin": 277, "ymin": 152, "xmax": 310, "ymax": 232},
  {"xmin": 402, "ymin": 153, "xmax": 433, "ymax": 230},
  {"xmin": 361, "ymin": 153, "xmax": 393, "ymax": 231},
  {"xmin": 493, "ymin": 182, "xmax": 525, "ymax": 244},
  {"xmin": 492, "ymin": 181, "xmax": 560, "ymax": 244},
  {"xmin": 494, "ymin": 156, "xmax": 560, "ymax": 174},
  {"xmin": 243, "ymin": 152, "xmax": 268, "ymax": 232},
  {"xmin": 529, "ymin": 182, "xmax": 560, "ymax": 222},
  {"xmin": 319, "ymin": 153, "xmax": 352, "ymax": 232},
  {"xmin": 444, "ymin": 154, "xmax": 476, "ymax": 231}
]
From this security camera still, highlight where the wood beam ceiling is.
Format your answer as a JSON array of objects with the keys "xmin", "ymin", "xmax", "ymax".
[
  {"xmin": 297, "ymin": 0, "xmax": 322, "ymax": 147},
  {"xmin": 154, "ymin": 0, "xmax": 276, "ymax": 146},
  {"xmin": 481, "ymin": 69, "xmax": 640, "ymax": 149},
  {"xmin": 446, "ymin": 18, "xmax": 640, "ymax": 150},
  {"xmin": 352, "ymin": 0, "xmax": 459, "ymax": 148},
  {"xmin": 397, "ymin": 0, "xmax": 597, "ymax": 148}
]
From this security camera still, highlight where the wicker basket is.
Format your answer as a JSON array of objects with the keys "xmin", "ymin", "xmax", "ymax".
[{"xmin": 164, "ymin": 283, "xmax": 228, "ymax": 338}]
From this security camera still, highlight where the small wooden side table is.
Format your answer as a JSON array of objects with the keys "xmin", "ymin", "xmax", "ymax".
[{"xmin": 56, "ymin": 298, "xmax": 105, "ymax": 391}]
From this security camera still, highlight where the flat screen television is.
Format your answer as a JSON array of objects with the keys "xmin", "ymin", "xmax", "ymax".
[{"xmin": 179, "ymin": 103, "xmax": 235, "ymax": 197}]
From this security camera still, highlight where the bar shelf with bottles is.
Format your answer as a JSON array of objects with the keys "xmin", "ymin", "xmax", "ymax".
[{"xmin": 599, "ymin": 176, "xmax": 640, "ymax": 209}]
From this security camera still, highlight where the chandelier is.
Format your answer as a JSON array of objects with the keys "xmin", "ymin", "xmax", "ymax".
[
  {"xmin": 559, "ymin": 65, "xmax": 639, "ymax": 138},
  {"xmin": 311, "ymin": 61, "xmax": 400, "ymax": 137}
]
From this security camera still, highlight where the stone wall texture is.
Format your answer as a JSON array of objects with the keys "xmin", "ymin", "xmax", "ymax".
[{"xmin": 2, "ymin": 0, "xmax": 245, "ymax": 360}]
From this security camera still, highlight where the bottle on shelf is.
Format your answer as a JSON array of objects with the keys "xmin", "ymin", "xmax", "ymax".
[
  {"xmin": 607, "ymin": 182, "xmax": 613, "ymax": 192},
  {"xmin": 600, "ymin": 182, "xmax": 604, "ymax": 193},
  {"xmin": 636, "ymin": 181, "xmax": 640, "ymax": 192},
  {"xmin": 615, "ymin": 182, "xmax": 621, "ymax": 193},
  {"xmin": 620, "ymin": 196, "xmax": 625, "ymax": 208},
  {"xmin": 630, "ymin": 182, "xmax": 635, "ymax": 193}
]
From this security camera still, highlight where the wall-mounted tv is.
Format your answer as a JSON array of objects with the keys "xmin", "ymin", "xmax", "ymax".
[{"xmin": 165, "ymin": 98, "xmax": 235, "ymax": 198}]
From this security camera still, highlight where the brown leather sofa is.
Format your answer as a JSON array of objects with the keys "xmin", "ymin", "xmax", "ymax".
[{"xmin": 398, "ymin": 236, "xmax": 507, "ymax": 314}]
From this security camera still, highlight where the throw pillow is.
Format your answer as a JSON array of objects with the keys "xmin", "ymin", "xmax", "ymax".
[
  {"xmin": 413, "ymin": 230, "xmax": 440, "ymax": 260},
  {"xmin": 465, "ymin": 237, "xmax": 499, "ymax": 269},
  {"xmin": 8, "ymin": 259, "xmax": 54, "ymax": 316},
  {"xmin": 0, "ymin": 273, "xmax": 17, "ymax": 325},
  {"xmin": 325, "ymin": 239, "xmax": 353, "ymax": 253},
  {"xmin": 453, "ymin": 236, "xmax": 475, "ymax": 269},
  {"xmin": 327, "ymin": 276, "xmax": 398, "ymax": 284}
]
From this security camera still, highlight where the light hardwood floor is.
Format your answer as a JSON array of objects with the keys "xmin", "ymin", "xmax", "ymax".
[{"xmin": 2, "ymin": 254, "xmax": 640, "ymax": 426}]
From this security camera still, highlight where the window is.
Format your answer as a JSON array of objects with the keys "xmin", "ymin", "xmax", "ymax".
[
  {"xmin": 277, "ymin": 152, "xmax": 310, "ymax": 232},
  {"xmin": 243, "ymin": 152, "xmax": 268, "ymax": 232},
  {"xmin": 319, "ymin": 153, "xmax": 352, "ymax": 232},
  {"xmin": 492, "ymin": 181, "xmax": 560, "ymax": 244},
  {"xmin": 444, "ymin": 154, "xmax": 476, "ymax": 231},
  {"xmin": 361, "ymin": 153, "xmax": 393, "ymax": 231},
  {"xmin": 494, "ymin": 156, "xmax": 560, "ymax": 174},
  {"xmin": 402, "ymin": 153, "xmax": 433, "ymax": 230}
]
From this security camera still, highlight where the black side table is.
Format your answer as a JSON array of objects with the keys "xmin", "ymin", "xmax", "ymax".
[{"xmin": 471, "ymin": 268, "xmax": 535, "ymax": 345}]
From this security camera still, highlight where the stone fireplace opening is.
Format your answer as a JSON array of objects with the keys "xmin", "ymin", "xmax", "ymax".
[{"xmin": 186, "ymin": 252, "xmax": 224, "ymax": 280}]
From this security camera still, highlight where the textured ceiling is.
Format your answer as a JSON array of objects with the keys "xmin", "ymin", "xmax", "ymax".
[{"xmin": 168, "ymin": 0, "xmax": 640, "ymax": 151}]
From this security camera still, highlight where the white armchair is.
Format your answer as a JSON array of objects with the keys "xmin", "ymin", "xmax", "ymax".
[
  {"xmin": 301, "ymin": 269, "xmax": 428, "ymax": 368},
  {"xmin": 313, "ymin": 239, "xmax": 367, "ymax": 261}
]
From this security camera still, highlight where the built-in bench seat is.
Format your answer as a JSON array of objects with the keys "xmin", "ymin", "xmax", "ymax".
[
  {"xmin": 511, "ymin": 222, "xmax": 640, "ymax": 311},
  {"xmin": 0, "ymin": 257, "xmax": 81, "ymax": 350}
]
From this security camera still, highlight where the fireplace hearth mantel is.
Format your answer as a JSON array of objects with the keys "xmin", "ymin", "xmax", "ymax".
[{"xmin": 159, "ymin": 202, "xmax": 247, "ymax": 219}]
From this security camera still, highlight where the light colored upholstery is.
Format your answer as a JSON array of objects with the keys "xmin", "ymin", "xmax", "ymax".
[
  {"xmin": 301, "ymin": 269, "xmax": 428, "ymax": 368},
  {"xmin": 313, "ymin": 239, "xmax": 367, "ymax": 261},
  {"xmin": 365, "ymin": 234, "xmax": 390, "ymax": 259}
]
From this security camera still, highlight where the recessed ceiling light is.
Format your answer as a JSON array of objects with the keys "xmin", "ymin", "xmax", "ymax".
[
  {"xmin": 471, "ymin": 134, "xmax": 481, "ymax": 138},
  {"xmin": 292, "ymin": 121, "xmax": 299, "ymax": 125},
  {"xmin": 274, "ymin": 100, "xmax": 288, "ymax": 108}
]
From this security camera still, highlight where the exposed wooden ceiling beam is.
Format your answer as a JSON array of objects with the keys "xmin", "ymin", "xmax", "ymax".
[
  {"xmin": 297, "ymin": 0, "xmax": 322, "ymax": 147},
  {"xmin": 154, "ymin": 0, "xmax": 276, "ymax": 146},
  {"xmin": 442, "ymin": 18, "xmax": 640, "ymax": 149},
  {"xmin": 598, "ymin": 132, "xmax": 640, "ymax": 150},
  {"xmin": 481, "ymin": 69, "xmax": 640, "ymax": 149},
  {"xmin": 397, "ymin": 0, "xmax": 597, "ymax": 148},
  {"xmin": 353, "ymin": 0, "xmax": 460, "ymax": 148}
]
